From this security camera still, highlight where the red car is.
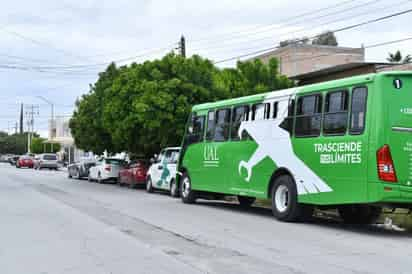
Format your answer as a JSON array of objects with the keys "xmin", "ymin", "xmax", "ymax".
[
  {"xmin": 118, "ymin": 160, "xmax": 148, "ymax": 188},
  {"xmin": 16, "ymin": 156, "xmax": 34, "ymax": 169}
]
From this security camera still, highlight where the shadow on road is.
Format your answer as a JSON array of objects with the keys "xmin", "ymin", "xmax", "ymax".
[{"xmin": 195, "ymin": 199, "xmax": 412, "ymax": 237}]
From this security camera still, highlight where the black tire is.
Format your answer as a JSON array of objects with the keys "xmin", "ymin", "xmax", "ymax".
[
  {"xmin": 97, "ymin": 173, "xmax": 103, "ymax": 184},
  {"xmin": 271, "ymin": 175, "xmax": 314, "ymax": 222},
  {"xmin": 237, "ymin": 196, "xmax": 256, "ymax": 208},
  {"xmin": 146, "ymin": 177, "xmax": 154, "ymax": 193},
  {"xmin": 170, "ymin": 179, "xmax": 179, "ymax": 198},
  {"xmin": 180, "ymin": 173, "xmax": 197, "ymax": 204},
  {"xmin": 338, "ymin": 205, "xmax": 381, "ymax": 224}
]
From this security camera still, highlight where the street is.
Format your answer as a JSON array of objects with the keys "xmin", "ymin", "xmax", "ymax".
[{"xmin": 1, "ymin": 163, "xmax": 412, "ymax": 274}]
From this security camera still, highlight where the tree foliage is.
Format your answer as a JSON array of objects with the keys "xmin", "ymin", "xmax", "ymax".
[
  {"xmin": 0, "ymin": 133, "xmax": 38, "ymax": 155},
  {"xmin": 70, "ymin": 54, "xmax": 294, "ymax": 157},
  {"xmin": 312, "ymin": 31, "xmax": 338, "ymax": 46},
  {"xmin": 387, "ymin": 50, "xmax": 412, "ymax": 63},
  {"xmin": 30, "ymin": 137, "xmax": 60, "ymax": 154}
]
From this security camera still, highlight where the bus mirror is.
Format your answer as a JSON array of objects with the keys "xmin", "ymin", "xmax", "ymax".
[{"xmin": 188, "ymin": 126, "xmax": 193, "ymax": 134}]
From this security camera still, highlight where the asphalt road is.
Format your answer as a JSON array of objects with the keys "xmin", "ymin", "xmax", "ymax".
[{"xmin": 1, "ymin": 163, "xmax": 412, "ymax": 274}]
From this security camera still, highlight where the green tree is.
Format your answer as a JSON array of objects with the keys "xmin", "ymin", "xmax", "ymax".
[
  {"xmin": 312, "ymin": 31, "xmax": 338, "ymax": 46},
  {"xmin": 70, "ymin": 54, "xmax": 294, "ymax": 158},
  {"xmin": 0, "ymin": 133, "xmax": 38, "ymax": 155},
  {"xmin": 30, "ymin": 137, "xmax": 61, "ymax": 154},
  {"xmin": 387, "ymin": 50, "xmax": 411, "ymax": 63}
]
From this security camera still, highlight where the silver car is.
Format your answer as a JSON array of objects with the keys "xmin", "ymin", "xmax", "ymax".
[{"xmin": 34, "ymin": 154, "xmax": 59, "ymax": 170}]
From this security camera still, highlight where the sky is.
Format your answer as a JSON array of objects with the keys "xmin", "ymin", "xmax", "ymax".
[{"xmin": 0, "ymin": 0, "xmax": 411, "ymax": 137}]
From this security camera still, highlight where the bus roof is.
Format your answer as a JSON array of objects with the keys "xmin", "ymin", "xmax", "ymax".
[{"xmin": 191, "ymin": 71, "xmax": 412, "ymax": 112}]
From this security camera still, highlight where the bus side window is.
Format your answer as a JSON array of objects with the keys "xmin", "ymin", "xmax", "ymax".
[
  {"xmin": 186, "ymin": 114, "xmax": 205, "ymax": 145},
  {"xmin": 295, "ymin": 94, "xmax": 322, "ymax": 137},
  {"xmin": 350, "ymin": 87, "xmax": 368, "ymax": 135},
  {"xmin": 231, "ymin": 105, "xmax": 250, "ymax": 141},
  {"xmin": 264, "ymin": 103, "xmax": 271, "ymax": 119},
  {"xmin": 279, "ymin": 99, "xmax": 295, "ymax": 134},
  {"xmin": 206, "ymin": 111, "xmax": 215, "ymax": 141},
  {"xmin": 323, "ymin": 90, "xmax": 349, "ymax": 135},
  {"xmin": 252, "ymin": 104, "xmax": 265, "ymax": 120},
  {"xmin": 213, "ymin": 108, "xmax": 231, "ymax": 142},
  {"xmin": 273, "ymin": 102, "xmax": 278, "ymax": 119}
]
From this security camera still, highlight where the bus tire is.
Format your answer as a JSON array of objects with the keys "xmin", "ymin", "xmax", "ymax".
[
  {"xmin": 271, "ymin": 175, "xmax": 313, "ymax": 222},
  {"xmin": 338, "ymin": 205, "xmax": 381, "ymax": 224},
  {"xmin": 180, "ymin": 173, "xmax": 196, "ymax": 204},
  {"xmin": 237, "ymin": 196, "xmax": 255, "ymax": 208},
  {"xmin": 146, "ymin": 177, "xmax": 154, "ymax": 193},
  {"xmin": 170, "ymin": 179, "xmax": 179, "ymax": 198}
]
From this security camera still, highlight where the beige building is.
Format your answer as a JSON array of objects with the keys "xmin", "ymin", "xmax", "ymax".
[{"xmin": 253, "ymin": 44, "xmax": 365, "ymax": 78}]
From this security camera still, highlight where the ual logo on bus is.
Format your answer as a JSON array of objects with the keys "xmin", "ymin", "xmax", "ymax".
[{"xmin": 203, "ymin": 145, "xmax": 219, "ymax": 168}]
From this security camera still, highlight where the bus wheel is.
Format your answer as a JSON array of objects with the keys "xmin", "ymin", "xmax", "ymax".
[
  {"xmin": 170, "ymin": 179, "xmax": 179, "ymax": 198},
  {"xmin": 271, "ymin": 175, "xmax": 313, "ymax": 222},
  {"xmin": 146, "ymin": 177, "xmax": 154, "ymax": 193},
  {"xmin": 338, "ymin": 205, "xmax": 381, "ymax": 224},
  {"xmin": 237, "ymin": 196, "xmax": 255, "ymax": 208},
  {"xmin": 180, "ymin": 173, "xmax": 196, "ymax": 204}
]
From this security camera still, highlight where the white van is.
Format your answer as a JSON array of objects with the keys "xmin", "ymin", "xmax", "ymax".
[{"xmin": 146, "ymin": 147, "xmax": 180, "ymax": 197}]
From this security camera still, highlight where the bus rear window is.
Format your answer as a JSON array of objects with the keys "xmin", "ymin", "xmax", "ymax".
[{"xmin": 350, "ymin": 87, "xmax": 367, "ymax": 134}]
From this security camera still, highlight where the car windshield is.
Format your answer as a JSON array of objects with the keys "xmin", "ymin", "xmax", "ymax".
[
  {"xmin": 20, "ymin": 156, "xmax": 31, "ymax": 160},
  {"xmin": 43, "ymin": 155, "xmax": 57, "ymax": 161},
  {"xmin": 106, "ymin": 159, "xmax": 125, "ymax": 165}
]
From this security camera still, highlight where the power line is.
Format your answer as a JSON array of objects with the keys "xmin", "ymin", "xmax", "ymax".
[
  {"xmin": 196, "ymin": 0, "xmax": 411, "ymax": 56},
  {"xmin": 192, "ymin": 0, "xmax": 382, "ymax": 51},
  {"xmin": 190, "ymin": 0, "xmax": 359, "ymax": 44},
  {"xmin": 213, "ymin": 8, "xmax": 412, "ymax": 64}
]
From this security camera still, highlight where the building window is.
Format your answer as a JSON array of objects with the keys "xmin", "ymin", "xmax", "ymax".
[
  {"xmin": 231, "ymin": 105, "xmax": 249, "ymax": 141},
  {"xmin": 295, "ymin": 94, "xmax": 322, "ymax": 137},
  {"xmin": 350, "ymin": 87, "xmax": 368, "ymax": 134},
  {"xmin": 323, "ymin": 90, "xmax": 348, "ymax": 135},
  {"xmin": 213, "ymin": 109, "xmax": 231, "ymax": 141}
]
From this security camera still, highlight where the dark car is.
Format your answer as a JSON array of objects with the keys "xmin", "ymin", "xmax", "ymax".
[
  {"xmin": 16, "ymin": 156, "xmax": 34, "ymax": 168},
  {"xmin": 68, "ymin": 161, "xmax": 96, "ymax": 179},
  {"xmin": 118, "ymin": 160, "xmax": 148, "ymax": 188},
  {"xmin": 9, "ymin": 156, "xmax": 20, "ymax": 166}
]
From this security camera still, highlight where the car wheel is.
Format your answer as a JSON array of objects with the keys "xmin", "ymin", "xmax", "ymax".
[
  {"xmin": 180, "ymin": 173, "xmax": 197, "ymax": 204},
  {"xmin": 74, "ymin": 170, "xmax": 81, "ymax": 180},
  {"xmin": 271, "ymin": 175, "xmax": 313, "ymax": 222},
  {"xmin": 338, "ymin": 205, "xmax": 381, "ymax": 224},
  {"xmin": 237, "ymin": 196, "xmax": 256, "ymax": 208},
  {"xmin": 97, "ymin": 173, "xmax": 103, "ymax": 184},
  {"xmin": 170, "ymin": 179, "xmax": 179, "ymax": 198},
  {"xmin": 146, "ymin": 177, "xmax": 154, "ymax": 193},
  {"xmin": 68, "ymin": 171, "xmax": 72, "ymax": 179}
]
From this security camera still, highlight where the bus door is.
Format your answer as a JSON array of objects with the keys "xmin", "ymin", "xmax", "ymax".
[{"xmin": 384, "ymin": 74, "xmax": 412, "ymax": 187}]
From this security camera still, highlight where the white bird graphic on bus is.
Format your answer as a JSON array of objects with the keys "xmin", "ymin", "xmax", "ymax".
[{"xmin": 238, "ymin": 97, "xmax": 332, "ymax": 195}]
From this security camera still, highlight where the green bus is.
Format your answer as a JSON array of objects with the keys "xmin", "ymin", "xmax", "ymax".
[{"xmin": 177, "ymin": 71, "xmax": 412, "ymax": 223}]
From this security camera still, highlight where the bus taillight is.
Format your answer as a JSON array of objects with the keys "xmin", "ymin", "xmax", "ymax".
[{"xmin": 377, "ymin": 145, "xmax": 397, "ymax": 183}]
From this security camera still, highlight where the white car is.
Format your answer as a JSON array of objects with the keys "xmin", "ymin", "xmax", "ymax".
[
  {"xmin": 146, "ymin": 147, "xmax": 181, "ymax": 197},
  {"xmin": 88, "ymin": 158, "xmax": 126, "ymax": 183}
]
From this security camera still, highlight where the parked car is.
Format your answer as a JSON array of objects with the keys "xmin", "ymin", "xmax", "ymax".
[
  {"xmin": 9, "ymin": 156, "xmax": 20, "ymax": 166},
  {"xmin": 34, "ymin": 154, "xmax": 59, "ymax": 170},
  {"xmin": 146, "ymin": 147, "xmax": 180, "ymax": 197},
  {"xmin": 118, "ymin": 160, "xmax": 148, "ymax": 188},
  {"xmin": 88, "ymin": 158, "xmax": 126, "ymax": 183},
  {"xmin": 68, "ymin": 160, "xmax": 96, "ymax": 179},
  {"xmin": 16, "ymin": 155, "xmax": 34, "ymax": 168}
]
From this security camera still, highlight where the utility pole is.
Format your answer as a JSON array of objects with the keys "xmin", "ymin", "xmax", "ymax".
[
  {"xmin": 25, "ymin": 105, "xmax": 39, "ymax": 154},
  {"xmin": 19, "ymin": 103, "xmax": 24, "ymax": 134},
  {"xmin": 178, "ymin": 35, "xmax": 186, "ymax": 58},
  {"xmin": 14, "ymin": 122, "xmax": 17, "ymax": 134}
]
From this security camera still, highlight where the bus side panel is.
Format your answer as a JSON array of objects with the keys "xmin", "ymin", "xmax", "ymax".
[{"xmin": 182, "ymin": 143, "xmax": 208, "ymax": 190}]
